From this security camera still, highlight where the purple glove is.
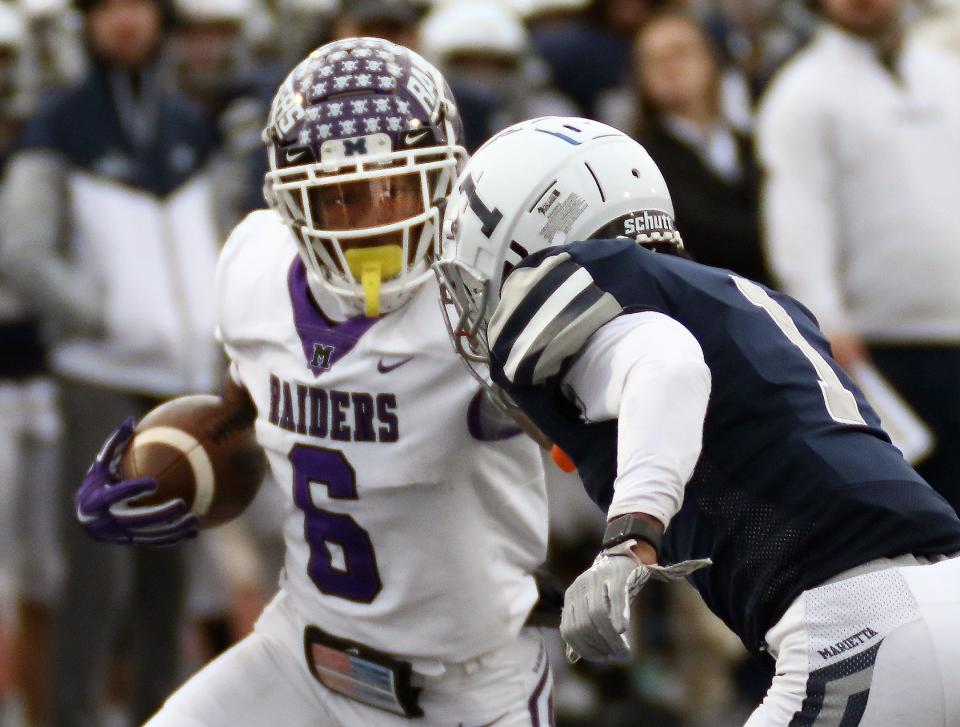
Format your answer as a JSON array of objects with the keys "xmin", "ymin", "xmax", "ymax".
[{"xmin": 75, "ymin": 417, "xmax": 198, "ymax": 546}]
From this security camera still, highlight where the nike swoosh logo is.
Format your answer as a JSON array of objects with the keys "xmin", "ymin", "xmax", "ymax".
[
  {"xmin": 404, "ymin": 129, "xmax": 430, "ymax": 145},
  {"xmin": 285, "ymin": 148, "xmax": 309, "ymax": 164},
  {"xmin": 377, "ymin": 356, "xmax": 414, "ymax": 373}
]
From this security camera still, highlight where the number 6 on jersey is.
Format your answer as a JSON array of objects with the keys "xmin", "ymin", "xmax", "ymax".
[{"xmin": 290, "ymin": 444, "xmax": 382, "ymax": 603}]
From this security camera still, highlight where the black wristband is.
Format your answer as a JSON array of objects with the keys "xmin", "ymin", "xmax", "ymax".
[{"xmin": 602, "ymin": 514, "xmax": 663, "ymax": 554}]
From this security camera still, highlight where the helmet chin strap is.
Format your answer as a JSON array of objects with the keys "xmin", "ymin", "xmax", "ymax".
[{"xmin": 345, "ymin": 246, "xmax": 404, "ymax": 318}]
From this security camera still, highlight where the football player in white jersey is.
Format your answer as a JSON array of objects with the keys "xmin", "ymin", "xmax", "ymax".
[{"xmin": 72, "ymin": 38, "xmax": 554, "ymax": 727}]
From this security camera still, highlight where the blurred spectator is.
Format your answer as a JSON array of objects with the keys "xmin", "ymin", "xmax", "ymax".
[
  {"xmin": 169, "ymin": 0, "xmax": 259, "ymax": 118},
  {"xmin": 705, "ymin": 0, "xmax": 814, "ymax": 98},
  {"xmin": 0, "ymin": 6, "xmax": 63, "ymax": 726},
  {"xmin": 171, "ymin": 0, "xmax": 270, "ymax": 234},
  {"xmin": 331, "ymin": 0, "xmax": 421, "ymax": 48},
  {"xmin": 528, "ymin": 0, "xmax": 672, "ymax": 118},
  {"xmin": 420, "ymin": 0, "xmax": 577, "ymax": 152},
  {"xmin": 634, "ymin": 11, "xmax": 770, "ymax": 284},
  {"xmin": 18, "ymin": 0, "xmax": 87, "ymax": 95},
  {"xmin": 758, "ymin": 0, "xmax": 960, "ymax": 513},
  {"xmin": 269, "ymin": 0, "xmax": 337, "ymax": 69},
  {"xmin": 0, "ymin": 0, "xmax": 222, "ymax": 724}
]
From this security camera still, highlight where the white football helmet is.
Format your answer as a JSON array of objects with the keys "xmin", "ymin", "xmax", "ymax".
[
  {"xmin": 263, "ymin": 38, "xmax": 467, "ymax": 318},
  {"xmin": 434, "ymin": 116, "xmax": 680, "ymax": 378}
]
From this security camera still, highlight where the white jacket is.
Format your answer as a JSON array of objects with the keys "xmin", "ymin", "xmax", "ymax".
[
  {"xmin": 53, "ymin": 169, "xmax": 221, "ymax": 395},
  {"xmin": 0, "ymin": 153, "xmax": 221, "ymax": 396},
  {"xmin": 757, "ymin": 25, "xmax": 960, "ymax": 342}
]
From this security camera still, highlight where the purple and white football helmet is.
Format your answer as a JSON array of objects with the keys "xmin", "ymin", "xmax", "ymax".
[{"xmin": 263, "ymin": 37, "xmax": 467, "ymax": 317}]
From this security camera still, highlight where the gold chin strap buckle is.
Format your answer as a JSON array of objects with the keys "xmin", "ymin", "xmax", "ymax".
[{"xmin": 345, "ymin": 246, "xmax": 403, "ymax": 317}]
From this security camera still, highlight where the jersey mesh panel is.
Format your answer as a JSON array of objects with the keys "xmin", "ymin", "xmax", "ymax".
[{"xmin": 685, "ymin": 456, "xmax": 807, "ymax": 633}]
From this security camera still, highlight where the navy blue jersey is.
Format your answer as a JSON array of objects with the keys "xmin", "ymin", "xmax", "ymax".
[{"xmin": 489, "ymin": 238, "xmax": 960, "ymax": 650}]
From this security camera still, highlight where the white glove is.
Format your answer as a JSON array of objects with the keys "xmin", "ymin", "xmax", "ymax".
[{"xmin": 560, "ymin": 540, "xmax": 711, "ymax": 663}]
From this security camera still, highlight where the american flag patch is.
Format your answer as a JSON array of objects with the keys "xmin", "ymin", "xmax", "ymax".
[{"xmin": 307, "ymin": 638, "xmax": 419, "ymax": 716}]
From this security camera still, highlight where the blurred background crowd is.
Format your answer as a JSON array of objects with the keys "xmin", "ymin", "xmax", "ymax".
[{"xmin": 0, "ymin": 0, "xmax": 958, "ymax": 725}]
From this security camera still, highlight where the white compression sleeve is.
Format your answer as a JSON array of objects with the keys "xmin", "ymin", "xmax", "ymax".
[{"xmin": 562, "ymin": 312, "xmax": 711, "ymax": 527}]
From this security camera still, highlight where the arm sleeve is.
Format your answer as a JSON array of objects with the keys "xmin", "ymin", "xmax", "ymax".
[
  {"xmin": 0, "ymin": 150, "xmax": 105, "ymax": 334},
  {"xmin": 756, "ymin": 71, "xmax": 851, "ymax": 335},
  {"xmin": 562, "ymin": 312, "xmax": 711, "ymax": 528}
]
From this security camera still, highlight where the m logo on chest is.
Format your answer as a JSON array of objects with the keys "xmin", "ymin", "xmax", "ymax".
[{"xmin": 311, "ymin": 343, "xmax": 335, "ymax": 369}]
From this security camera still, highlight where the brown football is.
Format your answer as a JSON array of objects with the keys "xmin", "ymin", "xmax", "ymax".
[{"xmin": 120, "ymin": 388, "xmax": 266, "ymax": 529}]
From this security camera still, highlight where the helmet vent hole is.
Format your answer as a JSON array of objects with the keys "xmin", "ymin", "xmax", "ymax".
[
  {"xmin": 563, "ymin": 124, "xmax": 581, "ymax": 132},
  {"xmin": 631, "ymin": 169, "xmax": 641, "ymax": 178}
]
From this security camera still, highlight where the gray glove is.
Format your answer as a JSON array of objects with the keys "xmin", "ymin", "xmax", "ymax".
[{"xmin": 560, "ymin": 540, "xmax": 711, "ymax": 662}]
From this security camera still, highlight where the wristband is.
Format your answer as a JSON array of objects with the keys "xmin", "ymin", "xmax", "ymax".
[{"xmin": 602, "ymin": 514, "xmax": 662, "ymax": 554}]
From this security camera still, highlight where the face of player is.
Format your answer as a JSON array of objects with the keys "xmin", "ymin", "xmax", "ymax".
[
  {"xmin": 87, "ymin": 0, "xmax": 163, "ymax": 70},
  {"xmin": 309, "ymin": 172, "xmax": 429, "ymax": 253},
  {"xmin": 636, "ymin": 15, "xmax": 718, "ymax": 120},
  {"xmin": 820, "ymin": 0, "xmax": 903, "ymax": 38}
]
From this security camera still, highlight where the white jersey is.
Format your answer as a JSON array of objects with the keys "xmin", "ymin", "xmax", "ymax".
[{"xmin": 215, "ymin": 210, "xmax": 547, "ymax": 665}]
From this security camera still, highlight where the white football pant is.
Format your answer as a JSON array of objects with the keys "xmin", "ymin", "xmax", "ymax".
[
  {"xmin": 145, "ymin": 589, "xmax": 554, "ymax": 727},
  {"xmin": 746, "ymin": 553, "xmax": 960, "ymax": 726}
]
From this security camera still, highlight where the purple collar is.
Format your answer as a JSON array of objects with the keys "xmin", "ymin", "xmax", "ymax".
[{"xmin": 288, "ymin": 258, "xmax": 379, "ymax": 376}]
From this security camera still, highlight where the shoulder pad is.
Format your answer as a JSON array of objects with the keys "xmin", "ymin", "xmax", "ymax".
[
  {"xmin": 488, "ymin": 250, "xmax": 622, "ymax": 387},
  {"xmin": 216, "ymin": 210, "xmax": 297, "ymax": 348}
]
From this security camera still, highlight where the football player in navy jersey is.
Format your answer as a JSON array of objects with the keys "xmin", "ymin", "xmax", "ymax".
[{"xmin": 435, "ymin": 116, "xmax": 960, "ymax": 726}]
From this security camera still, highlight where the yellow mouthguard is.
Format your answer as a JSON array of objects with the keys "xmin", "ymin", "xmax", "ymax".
[{"xmin": 345, "ymin": 246, "xmax": 403, "ymax": 318}]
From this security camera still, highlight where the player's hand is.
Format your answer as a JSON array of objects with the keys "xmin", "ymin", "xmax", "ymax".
[
  {"xmin": 560, "ymin": 541, "xmax": 711, "ymax": 662},
  {"xmin": 828, "ymin": 331, "xmax": 870, "ymax": 372},
  {"xmin": 75, "ymin": 417, "xmax": 198, "ymax": 546}
]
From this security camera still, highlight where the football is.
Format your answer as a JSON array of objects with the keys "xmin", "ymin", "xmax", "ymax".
[{"xmin": 120, "ymin": 388, "xmax": 266, "ymax": 529}]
